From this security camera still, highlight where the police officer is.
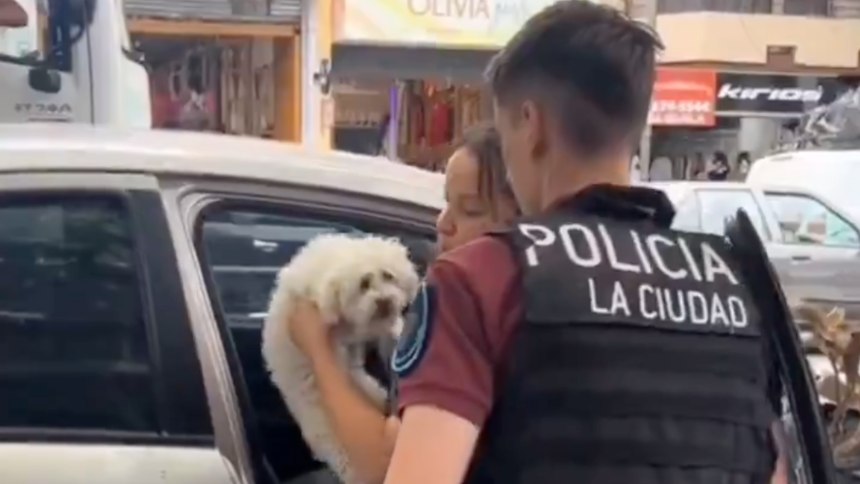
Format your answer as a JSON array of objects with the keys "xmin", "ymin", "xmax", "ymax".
[{"xmin": 385, "ymin": 2, "xmax": 787, "ymax": 484}]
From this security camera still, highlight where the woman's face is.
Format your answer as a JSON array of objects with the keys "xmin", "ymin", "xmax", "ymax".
[{"xmin": 436, "ymin": 147, "xmax": 518, "ymax": 253}]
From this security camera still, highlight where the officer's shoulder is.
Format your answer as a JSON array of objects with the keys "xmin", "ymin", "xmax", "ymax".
[{"xmin": 436, "ymin": 234, "xmax": 515, "ymax": 271}]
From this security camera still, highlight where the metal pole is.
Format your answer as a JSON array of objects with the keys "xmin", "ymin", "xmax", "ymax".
[{"xmin": 637, "ymin": 0, "xmax": 658, "ymax": 181}]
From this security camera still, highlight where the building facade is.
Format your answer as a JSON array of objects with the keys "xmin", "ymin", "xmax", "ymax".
[
  {"xmin": 302, "ymin": 0, "xmax": 860, "ymax": 163},
  {"xmin": 126, "ymin": 0, "xmax": 303, "ymax": 141},
  {"xmin": 641, "ymin": 0, "xmax": 860, "ymax": 177},
  {"xmin": 305, "ymin": 0, "xmax": 616, "ymax": 161}
]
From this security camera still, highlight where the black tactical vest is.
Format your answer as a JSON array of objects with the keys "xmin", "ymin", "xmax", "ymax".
[{"xmin": 466, "ymin": 186, "xmax": 776, "ymax": 484}]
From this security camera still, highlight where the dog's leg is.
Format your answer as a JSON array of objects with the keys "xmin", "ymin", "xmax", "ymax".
[{"xmin": 351, "ymin": 369, "xmax": 387, "ymax": 409}]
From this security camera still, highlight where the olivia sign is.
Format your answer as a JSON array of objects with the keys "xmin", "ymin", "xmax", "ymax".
[{"xmin": 335, "ymin": 0, "xmax": 607, "ymax": 48}]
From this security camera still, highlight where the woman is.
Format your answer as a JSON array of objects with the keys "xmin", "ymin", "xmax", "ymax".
[
  {"xmin": 287, "ymin": 122, "xmax": 518, "ymax": 484},
  {"xmin": 707, "ymin": 150, "xmax": 731, "ymax": 181}
]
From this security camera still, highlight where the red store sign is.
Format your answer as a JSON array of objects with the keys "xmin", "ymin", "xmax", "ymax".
[{"xmin": 649, "ymin": 69, "xmax": 717, "ymax": 127}]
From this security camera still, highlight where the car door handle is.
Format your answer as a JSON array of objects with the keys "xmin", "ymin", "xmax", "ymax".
[{"xmin": 791, "ymin": 254, "xmax": 812, "ymax": 262}]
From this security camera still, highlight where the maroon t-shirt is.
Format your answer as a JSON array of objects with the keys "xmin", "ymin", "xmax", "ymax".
[{"xmin": 396, "ymin": 236, "xmax": 522, "ymax": 426}]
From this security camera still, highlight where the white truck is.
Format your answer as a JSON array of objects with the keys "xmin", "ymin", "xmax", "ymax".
[{"xmin": 0, "ymin": 0, "xmax": 150, "ymax": 127}]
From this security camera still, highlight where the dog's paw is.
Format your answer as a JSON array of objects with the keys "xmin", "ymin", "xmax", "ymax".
[
  {"xmin": 352, "ymin": 370, "xmax": 387, "ymax": 408},
  {"xmin": 390, "ymin": 316, "xmax": 404, "ymax": 339}
]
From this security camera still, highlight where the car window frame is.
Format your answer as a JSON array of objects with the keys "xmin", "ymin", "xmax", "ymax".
[
  {"xmin": 0, "ymin": 173, "xmax": 214, "ymax": 447},
  {"xmin": 178, "ymin": 180, "xmax": 438, "ymax": 484},
  {"xmin": 669, "ymin": 191, "xmax": 703, "ymax": 232},
  {"xmin": 0, "ymin": 190, "xmax": 167, "ymax": 441},
  {"xmin": 694, "ymin": 187, "xmax": 773, "ymax": 241},
  {"xmin": 762, "ymin": 190, "xmax": 860, "ymax": 250}
]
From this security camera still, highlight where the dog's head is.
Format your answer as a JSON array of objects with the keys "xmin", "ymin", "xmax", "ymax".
[{"xmin": 322, "ymin": 236, "xmax": 420, "ymax": 343}]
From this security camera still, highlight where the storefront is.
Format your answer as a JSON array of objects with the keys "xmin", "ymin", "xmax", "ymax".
[
  {"xmin": 650, "ymin": 69, "xmax": 849, "ymax": 180},
  {"xmin": 328, "ymin": 0, "xmax": 560, "ymax": 169},
  {"xmin": 125, "ymin": 0, "xmax": 303, "ymax": 141}
]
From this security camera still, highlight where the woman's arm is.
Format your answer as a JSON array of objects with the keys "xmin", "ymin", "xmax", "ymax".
[{"xmin": 289, "ymin": 300, "xmax": 399, "ymax": 483}]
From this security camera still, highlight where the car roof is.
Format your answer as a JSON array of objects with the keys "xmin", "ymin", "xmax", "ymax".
[
  {"xmin": 750, "ymin": 150, "xmax": 860, "ymax": 221},
  {"xmin": 646, "ymin": 180, "xmax": 859, "ymax": 222},
  {"xmin": 646, "ymin": 180, "xmax": 751, "ymax": 202},
  {"xmin": 646, "ymin": 180, "xmax": 831, "ymax": 202},
  {"xmin": 757, "ymin": 149, "xmax": 860, "ymax": 164},
  {"xmin": 0, "ymin": 123, "xmax": 445, "ymax": 210},
  {"xmin": 647, "ymin": 180, "xmax": 750, "ymax": 191}
]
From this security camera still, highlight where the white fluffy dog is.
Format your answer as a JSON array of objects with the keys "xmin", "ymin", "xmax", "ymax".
[{"xmin": 262, "ymin": 234, "xmax": 420, "ymax": 484}]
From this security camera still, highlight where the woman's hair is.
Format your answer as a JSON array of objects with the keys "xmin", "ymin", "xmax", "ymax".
[{"xmin": 457, "ymin": 122, "xmax": 515, "ymax": 208}]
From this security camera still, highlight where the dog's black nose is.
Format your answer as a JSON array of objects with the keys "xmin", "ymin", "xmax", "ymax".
[{"xmin": 375, "ymin": 298, "xmax": 393, "ymax": 318}]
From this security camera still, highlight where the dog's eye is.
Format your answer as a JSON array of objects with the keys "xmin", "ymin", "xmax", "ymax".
[
  {"xmin": 359, "ymin": 274, "xmax": 372, "ymax": 291},
  {"xmin": 380, "ymin": 270, "xmax": 394, "ymax": 282}
]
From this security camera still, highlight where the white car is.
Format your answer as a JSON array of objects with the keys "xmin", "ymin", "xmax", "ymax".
[
  {"xmin": 650, "ymin": 180, "xmax": 860, "ymax": 303},
  {"xmin": 0, "ymin": 123, "xmax": 442, "ymax": 484}
]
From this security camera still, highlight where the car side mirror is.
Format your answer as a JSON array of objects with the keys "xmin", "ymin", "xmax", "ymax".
[{"xmin": 28, "ymin": 66, "xmax": 61, "ymax": 94}]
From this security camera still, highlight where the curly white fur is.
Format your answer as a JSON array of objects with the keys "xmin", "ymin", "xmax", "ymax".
[{"xmin": 262, "ymin": 234, "xmax": 420, "ymax": 484}]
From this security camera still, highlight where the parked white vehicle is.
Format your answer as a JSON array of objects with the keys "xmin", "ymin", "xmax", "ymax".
[
  {"xmin": 0, "ymin": 0, "xmax": 150, "ymax": 126},
  {"xmin": 749, "ymin": 150, "xmax": 860, "ymax": 222}
]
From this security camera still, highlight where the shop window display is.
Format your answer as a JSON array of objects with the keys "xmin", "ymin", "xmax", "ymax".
[
  {"xmin": 332, "ymin": 78, "xmax": 492, "ymax": 169},
  {"xmin": 396, "ymin": 80, "xmax": 489, "ymax": 171},
  {"xmin": 332, "ymin": 79, "xmax": 392, "ymax": 156}
]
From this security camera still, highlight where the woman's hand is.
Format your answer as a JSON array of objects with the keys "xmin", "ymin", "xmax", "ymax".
[{"xmin": 288, "ymin": 299, "xmax": 335, "ymax": 360}]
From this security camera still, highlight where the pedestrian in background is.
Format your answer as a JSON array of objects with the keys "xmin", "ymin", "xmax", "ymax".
[
  {"xmin": 737, "ymin": 151, "xmax": 752, "ymax": 180},
  {"xmin": 707, "ymin": 150, "xmax": 731, "ymax": 181}
]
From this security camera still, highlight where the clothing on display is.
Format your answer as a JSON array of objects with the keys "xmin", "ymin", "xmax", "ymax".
[
  {"xmin": 427, "ymin": 88, "xmax": 454, "ymax": 147},
  {"xmin": 395, "ymin": 80, "xmax": 491, "ymax": 170},
  {"xmin": 330, "ymin": 77, "xmax": 492, "ymax": 168}
]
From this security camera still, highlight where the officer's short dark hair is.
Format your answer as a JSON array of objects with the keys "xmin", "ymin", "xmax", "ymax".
[{"xmin": 485, "ymin": 1, "xmax": 663, "ymax": 157}]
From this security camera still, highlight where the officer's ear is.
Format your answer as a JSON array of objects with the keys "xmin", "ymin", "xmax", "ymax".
[{"xmin": 521, "ymin": 100, "xmax": 547, "ymax": 163}]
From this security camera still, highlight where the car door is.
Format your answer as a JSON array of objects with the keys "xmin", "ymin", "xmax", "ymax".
[
  {"xmin": 164, "ymin": 176, "xmax": 438, "ymax": 484},
  {"xmin": 692, "ymin": 186, "xmax": 773, "ymax": 243},
  {"xmin": 682, "ymin": 187, "xmax": 842, "ymax": 483},
  {"xmin": 0, "ymin": 172, "xmax": 236, "ymax": 484},
  {"xmin": 761, "ymin": 190, "xmax": 860, "ymax": 304}
]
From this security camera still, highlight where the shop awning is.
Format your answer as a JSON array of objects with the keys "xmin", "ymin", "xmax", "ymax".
[
  {"xmin": 0, "ymin": 0, "xmax": 28, "ymax": 28},
  {"xmin": 124, "ymin": 0, "xmax": 301, "ymax": 24}
]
